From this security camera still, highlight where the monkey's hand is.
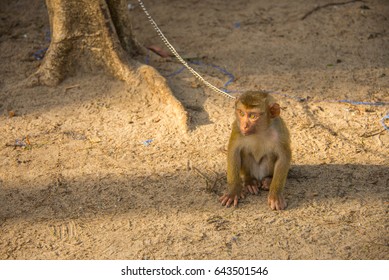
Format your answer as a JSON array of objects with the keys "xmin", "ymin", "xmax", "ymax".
[
  {"xmin": 268, "ymin": 193, "xmax": 287, "ymax": 210},
  {"xmin": 244, "ymin": 178, "xmax": 260, "ymax": 195},
  {"xmin": 219, "ymin": 191, "xmax": 245, "ymax": 207}
]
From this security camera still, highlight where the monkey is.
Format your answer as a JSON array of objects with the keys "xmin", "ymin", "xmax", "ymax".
[{"xmin": 219, "ymin": 91, "xmax": 291, "ymax": 210}]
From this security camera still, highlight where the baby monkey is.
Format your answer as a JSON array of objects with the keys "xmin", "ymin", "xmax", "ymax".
[{"xmin": 220, "ymin": 91, "xmax": 291, "ymax": 210}]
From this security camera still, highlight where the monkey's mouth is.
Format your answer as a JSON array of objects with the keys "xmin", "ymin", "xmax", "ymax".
[{"xmin": 241, "ymin": 130, "xmax": 253, "ymax": 136}]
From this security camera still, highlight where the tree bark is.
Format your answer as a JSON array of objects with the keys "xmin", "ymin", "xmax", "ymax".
[{"xmin": 28, "ymin": 0, "xmax": 187, "ymax": 130}]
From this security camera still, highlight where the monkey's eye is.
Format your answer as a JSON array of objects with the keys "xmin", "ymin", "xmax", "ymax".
[
  {"xmin": 249, "ymin": 113, "xmax": 259, "ymax": 120},
  {"xmin": 237, "ymin": 110, "xmax": 245, "ymax": 117}
]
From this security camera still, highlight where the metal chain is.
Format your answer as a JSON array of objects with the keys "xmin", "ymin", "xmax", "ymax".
[{"xmin": 137, "ymin": 0, "xmax": 236, "ymax": 100}]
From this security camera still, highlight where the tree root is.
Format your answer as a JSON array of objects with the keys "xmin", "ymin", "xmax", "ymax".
[{"xmin": 136, "ymin": 64, "xmax": 188, "ymax": 132}]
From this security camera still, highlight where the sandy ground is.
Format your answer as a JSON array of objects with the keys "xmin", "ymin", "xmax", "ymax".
[{"xmin": 0, "ymin": 0, "xmax": 388, "ymax": 260}]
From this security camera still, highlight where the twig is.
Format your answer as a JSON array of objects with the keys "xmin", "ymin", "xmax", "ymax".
[
  {"xmin": 360, "ymin": 129, "xmax": 385, "ymax": 138},
  {"xmin": 192, "ymin": 166, "xmax": 211, "ymax": 182},
  {"xmin": 301, "ymin": 0, "xmax": 363, "ymax": 20},
  {"xmin": 64, "ymin": 84, "xmax": 80, "ymax": 92},
  {"xmin": 211, "ymin": 174, "xmax": 221, "ymax": 192},
  {"xmin": 193, "ymin": 166, "xmax": 222, "ymax": 193}
]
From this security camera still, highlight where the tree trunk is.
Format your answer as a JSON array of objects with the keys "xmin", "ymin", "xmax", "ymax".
[{"xmin": 28, "ymin": 0, "xmax": 187, "ymax": 130}]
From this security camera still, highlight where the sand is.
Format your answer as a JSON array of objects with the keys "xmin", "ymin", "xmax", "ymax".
[{"xmin": 0, "ymin": 0, "xmax": 388, "ymax": 259}]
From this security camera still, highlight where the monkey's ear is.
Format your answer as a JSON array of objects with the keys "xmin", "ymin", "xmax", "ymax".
[{"xmin": 269, "ymin": 103, "xmax": 280, "ymax": 118}]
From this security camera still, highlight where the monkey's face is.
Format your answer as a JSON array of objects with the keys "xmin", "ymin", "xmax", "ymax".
[{"xmin": 235, "ymin": 105, "xmax": 264, "ymax": 136}]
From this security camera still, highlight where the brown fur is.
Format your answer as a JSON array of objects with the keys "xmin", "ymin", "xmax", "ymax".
[{"xmin": 220, "ymin": 91, "xmax": 292, "ymax": 210}]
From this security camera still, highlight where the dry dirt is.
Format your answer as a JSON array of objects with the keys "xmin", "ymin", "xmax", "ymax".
[{"xmin": 0, "ymin": 0, "xmax": 388, "ymax": 260}]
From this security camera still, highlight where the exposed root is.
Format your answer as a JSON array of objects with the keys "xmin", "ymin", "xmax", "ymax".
[
  {"xmin": 25, "ymin": 42, "xmax": 72, "ymax": 87},
  {"xmin": 136, "ymin": 64, "xmax": 188, "ymax": 132}
]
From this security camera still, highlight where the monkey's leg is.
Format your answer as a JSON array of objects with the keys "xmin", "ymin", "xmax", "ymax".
[
  {"xmin": 261, "ymin": 177, "xmax": 272, "ymax": 190},
  {"xmin": 267, "ymin": 157, "xmax": 289, "ymax": 210},
  {"xmin": 220, "ymin": 145, "xmax": 244, "ymax": 207},
  {"xmin": 241, "ymin": 154, "xmax": 260, "ymax": 195},
  {"xmin": 243, "ymin": 177, "xmax": 260, "ymax": 195},
  {"xmin": 256, "ymin": 155, "xmax": 274, "ymax": 191}
]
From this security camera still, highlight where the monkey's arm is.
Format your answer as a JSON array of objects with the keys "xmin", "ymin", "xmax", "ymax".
[
  {"xmin": 220, "ymin": 129, "xmax": 244, "ymax": 207},
  {"xmin": 268, "ymin": 147, "xmax": 291, "ymax": 210}
]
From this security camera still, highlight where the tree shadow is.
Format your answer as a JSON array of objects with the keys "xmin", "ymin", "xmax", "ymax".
[
  {"xmin": 287, "ymin": 164, "xmax": 388, "ymax": 208},
  {"xmin": 0, "ymin": 164, "xmax": 387, "ymax": 222},
  {"xmin": 169, "ymin": 83, "xmax": 213, "ymax": 130},
  {"xmin": 0, "ymin": 70, "xmax": 215, "ymax": 133}
]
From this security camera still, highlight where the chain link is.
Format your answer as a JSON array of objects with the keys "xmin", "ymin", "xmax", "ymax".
[{"xmin": 137, "ymin": 0, "xmax": 236, "ymax": 100}]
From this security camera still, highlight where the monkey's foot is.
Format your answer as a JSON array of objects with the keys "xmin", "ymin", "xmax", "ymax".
[
  {"xmin": 261, "ymin": 177, "xmax": 272, "ymax": 190},
  {"xmin": 244, "ymin": 179, "xmax": 260, "ymax": 195},
  {"xmin": 219, "ymin": 192, "xmax": 245, "ymax": 207},
  {"xmin": 268, "ymin": 193, "xmax": 287, "ymax": 210}
]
